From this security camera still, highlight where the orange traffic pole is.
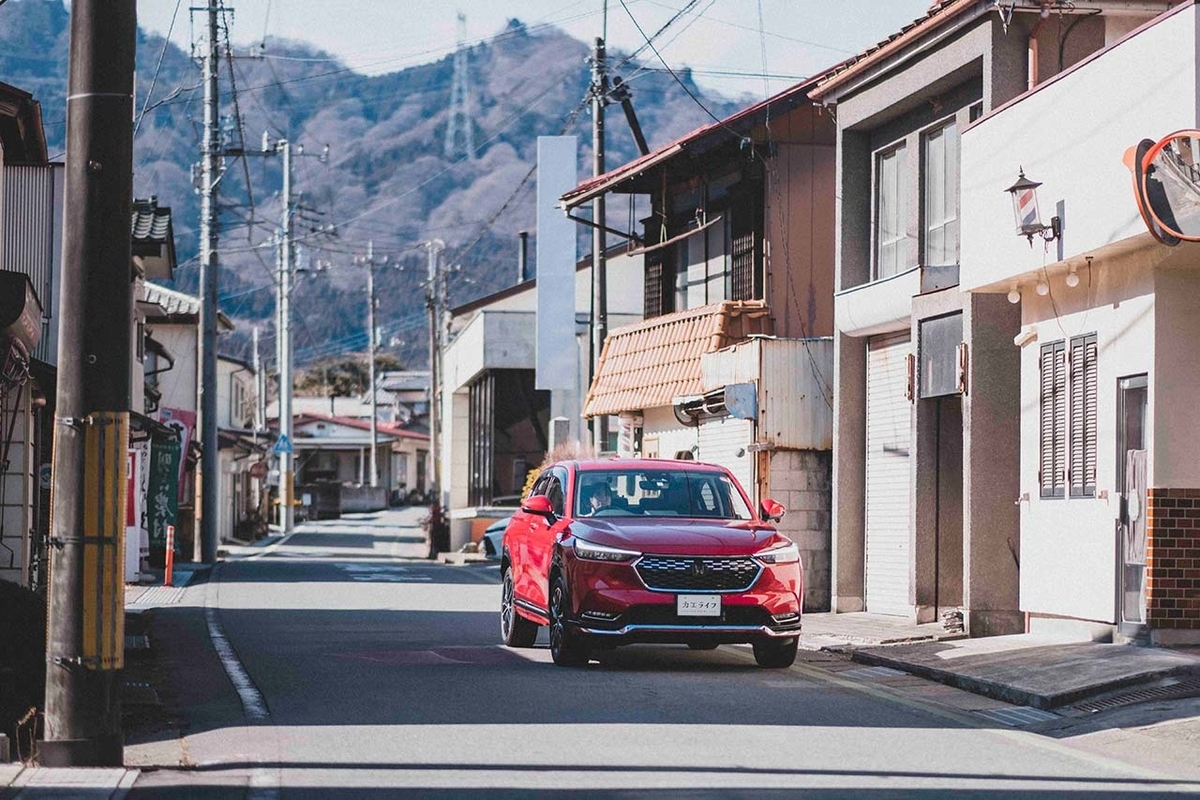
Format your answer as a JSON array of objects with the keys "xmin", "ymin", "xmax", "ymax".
[{"xmin": 164, "ymin": 524, "xmax": 175, "ymax": 587}]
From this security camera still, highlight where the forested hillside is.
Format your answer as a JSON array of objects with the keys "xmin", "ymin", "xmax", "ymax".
[{"xmin": 0, "ymin": 0, "xmax": 740, "ymax": 368}]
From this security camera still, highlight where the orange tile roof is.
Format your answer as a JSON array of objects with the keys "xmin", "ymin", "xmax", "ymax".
[{"xmin": 584, "ymin": 301, "xmax": 772, "ymax": 418}]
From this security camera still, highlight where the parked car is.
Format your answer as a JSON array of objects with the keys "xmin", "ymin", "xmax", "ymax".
[
  {"xmin": 499, "ymin": 458, "xmax": 802, "ymax": 668},
  {"xmin": 480, "ymin": 515, "xmax": 512, "ymax": 560}
]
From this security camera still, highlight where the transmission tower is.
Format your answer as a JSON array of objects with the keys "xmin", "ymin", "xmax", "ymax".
[{"xmin": 445, "ymin": 12, "xmax": 475, "ymax": 160}]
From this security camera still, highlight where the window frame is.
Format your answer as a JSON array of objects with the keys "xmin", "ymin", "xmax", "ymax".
[
  {"xmin": 1039, "ymin": 333, "xmax": 1099, "ymax": 499},
  {"xmin": 921, "ymin": 118, "xmax": 959, "ymax": 269},
  {"xmin": 875, "ymin": 142, "xmax": 908, "ymax": 280}
]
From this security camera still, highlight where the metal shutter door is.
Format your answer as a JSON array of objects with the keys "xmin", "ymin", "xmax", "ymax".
[
  {"xmin": 698, "ymin": 416, "xmax": 755, "ymax": 500},
  {"xmin": 865, "ymin": 333, "xmax": 912, "ymax": 616}
]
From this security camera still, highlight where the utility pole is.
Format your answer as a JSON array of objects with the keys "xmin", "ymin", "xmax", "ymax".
[
  {"xmin": 42, "ymin": 0, "xmax": 136, "ymax": 767},
  {"xmin": 196, "ymin": 0, "xmax": 223, "ymax": 564},
  {"xmin": 360, "ymin": 240, "xmax": 382, "ymax": 489},
  {"xmin": 426, "ymin": 240, "xmax": 443, "ymax": 503},
  {"xmin": 279, "ymin": 139, "xmax": 295, "ymax": 533},
  {"xmin": 590, "ymin": 2, "xmax": 610, "ymax": 451}
]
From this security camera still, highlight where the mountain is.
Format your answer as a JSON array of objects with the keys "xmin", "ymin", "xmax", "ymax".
[{"xmin": 0, "ymin": 0, "xmax": 742, "ymax": 370}]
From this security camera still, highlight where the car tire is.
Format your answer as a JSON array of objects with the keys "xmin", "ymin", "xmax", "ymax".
[
  {"xmin": 548, "ymin": 574, "xmax": 589, "ymax": 667},
  {"xmin": 501, "ymin": 566, "xmax": 538, "ymax": 648},
  {"xmin": 752, "ymin": 637, "xmax": 798, "ymax": 668}
]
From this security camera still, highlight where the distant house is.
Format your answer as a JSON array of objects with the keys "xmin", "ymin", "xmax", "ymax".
[{"xmin": 288, "ymin": 412, "xmax": 429, "ymax": 515}]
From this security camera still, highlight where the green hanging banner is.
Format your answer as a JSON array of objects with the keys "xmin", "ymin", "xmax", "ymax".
[{"xmin": 146, "ymin": 429, "xmax": 182, "ymax": 553}]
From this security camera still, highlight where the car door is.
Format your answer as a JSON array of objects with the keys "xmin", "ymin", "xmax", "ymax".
[
  {"xmin": 510, "ymin": 473, "xmax": 550, "ymax": 608},
  {"xmin": 526, "ymin": 466, "xmax": 570, "ymax": 613}
]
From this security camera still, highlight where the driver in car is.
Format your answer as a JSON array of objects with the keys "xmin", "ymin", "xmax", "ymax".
[{"xmin": 585, "ymin": 483, "xmax": 612, "ymax": 515}]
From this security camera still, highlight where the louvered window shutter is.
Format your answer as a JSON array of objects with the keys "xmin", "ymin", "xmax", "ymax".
[
  {"xmin": 1069, "ymin": 334, "xmax": 1098, "ymax": 497},
  {"xmin": 1039, "ymin": 341, "xmax": 1066, "ymax": 498}
]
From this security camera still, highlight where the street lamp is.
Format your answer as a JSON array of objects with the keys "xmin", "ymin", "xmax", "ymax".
[{"xmin": 1005, "ymin": 168, "xmax": 1061, "ymax": 246}]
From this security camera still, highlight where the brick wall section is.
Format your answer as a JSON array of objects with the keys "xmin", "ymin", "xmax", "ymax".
[
  {"xmin": 1146, "ymin": 488, "xmax": 1200, "ymax": 630},
  {"xmin": 766, "ymin": 450, "xmax": 831, "ymax": 613}
]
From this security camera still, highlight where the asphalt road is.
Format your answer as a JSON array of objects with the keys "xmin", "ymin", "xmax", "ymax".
[{"xmin": 123, "ymin": 508, "xmax": 1200, "ymax": 798}]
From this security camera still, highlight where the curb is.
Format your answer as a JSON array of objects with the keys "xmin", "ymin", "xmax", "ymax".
[{"xmin": 850, "ymin": 648, "xmax": 1200, "ymax": 710}]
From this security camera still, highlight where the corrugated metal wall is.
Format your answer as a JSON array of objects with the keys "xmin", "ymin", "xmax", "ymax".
[
  {"xmin": 702, "ymin": 337, "xmax": 834, "ymax": 450},
  {"xmin": 3, "ymin": 165, "xmax": 60, "ymax": 364}
]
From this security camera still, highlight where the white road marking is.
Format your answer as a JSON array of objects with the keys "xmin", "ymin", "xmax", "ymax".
[{"xmin": 204, "ymin": 569, "xmax": 270, "ymax": 722}]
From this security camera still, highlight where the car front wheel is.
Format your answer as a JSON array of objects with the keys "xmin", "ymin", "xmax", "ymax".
[
  {"xmin": 500, "ymin": 566, "xmax": 538, "ymax": 647},
  {"xmin": 752, "ymin": 637, "xmax": 798, "ymax": 668},
  {"xmin": 548, "ymin": 574, "xmax": 589, "ymax": 667}
]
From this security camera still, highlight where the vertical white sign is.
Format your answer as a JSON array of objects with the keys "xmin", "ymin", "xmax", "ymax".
[{"xmin": 536, "ymin": 136, "xmax": 578, "ymax": 391}]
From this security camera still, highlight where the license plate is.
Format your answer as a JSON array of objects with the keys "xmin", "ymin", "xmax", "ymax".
[{"xmin": 677, "ymin": 594, "xmax": 721, "ymax": 617}]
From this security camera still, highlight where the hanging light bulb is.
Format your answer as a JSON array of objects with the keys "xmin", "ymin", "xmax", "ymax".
[
  {"xmin": 1007, "ymin": 286, "xmax": 1021, "ymax": 304},
  {"xmin": 1035, "ymin": 280, "xmax": 1049, "ymax": 296},
  {"xmin": 1065, "ymin": 267, "xmax": 1080, "ymax": 288}
]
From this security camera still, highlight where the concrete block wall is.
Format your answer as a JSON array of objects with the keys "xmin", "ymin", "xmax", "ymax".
[
  {"xmin": 1146, "ymin": 488, "xmax": 1200, "ymax": 640},
  {"xmin": 767, "ymin": 449, "xmax": 832, "ymax": 612}
]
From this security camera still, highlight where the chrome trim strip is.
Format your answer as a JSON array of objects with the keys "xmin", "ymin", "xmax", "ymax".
[
  {"xmin": 577, "ymin": 623, "xmax": 798, "ymax": 638},
  {"xmin": 514, "ymin": 598, "xmax": 548, "ymax": 618}
]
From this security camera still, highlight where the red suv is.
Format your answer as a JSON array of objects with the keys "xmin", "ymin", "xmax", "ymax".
[{"xmin": 500, "ymin": 459, "xmax": 802, "ymax": 668}]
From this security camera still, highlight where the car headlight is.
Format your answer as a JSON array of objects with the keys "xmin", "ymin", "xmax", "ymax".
[
  {"xmin": 755, "ymin": 540, "xmax": 800, "ymax": 565},
  {"xmin": 574, "ymin": 538, "xmax": 640, "ymax": 562}
]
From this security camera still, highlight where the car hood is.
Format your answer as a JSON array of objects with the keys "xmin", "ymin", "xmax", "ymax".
[{"xmin": 567, "ymin": 517, "xmax": 784, "ymax": 556}]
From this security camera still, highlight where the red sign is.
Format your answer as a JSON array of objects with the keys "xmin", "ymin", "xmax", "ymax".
[{"xmin": 249, "ymin": 460, "xmax": 269, "ymax": 480}]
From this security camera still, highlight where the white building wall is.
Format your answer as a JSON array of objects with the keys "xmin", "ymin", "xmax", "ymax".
[
  {"xmin": 1017, "ymin": 262, "xmax": 1155, "ymax": 622},
  {"xmin": 150, "ymin": 326, "xmax": 197, "ymax": 413},
  {"xmin": 960, "ymin": 4, "xmax": 1198, "ymax": 293}
]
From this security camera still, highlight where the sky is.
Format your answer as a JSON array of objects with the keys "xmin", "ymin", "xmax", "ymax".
[{"xmin": 136, "ymin": 0, "xmax": 936, "ymax": 100}]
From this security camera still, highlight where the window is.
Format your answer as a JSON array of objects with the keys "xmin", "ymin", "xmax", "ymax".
[
  {"xmin": 1039, "ymin": 341, "xmax": 1067, "ymax": 498},
  {"xmin": 1039, "ymin": 333, "xmax": 1098, "ymax": 498},
  {"xmin": 876, "ymin": 144, "xmax": 908, "ymax": 279},
  {"xmin": 923, "ymin": 121, "xmax": 958, "ymax": 268},
  {"xmin": 1069, "ymin": 334, "xmax": 1098, "ymax": 497}
]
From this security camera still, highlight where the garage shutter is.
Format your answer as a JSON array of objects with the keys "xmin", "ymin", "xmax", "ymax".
[{"xmin": 865, "ymin": 333, "xmax": 913, "ymax": 616}]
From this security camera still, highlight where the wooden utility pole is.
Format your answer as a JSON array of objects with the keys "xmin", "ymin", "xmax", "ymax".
[
  {"xmin": 42, "ymin": 0, "xmax": 137, "ymax": 767},
  {"xmin": 590, "ymin": 2, "xmax": 610, "ymax": 451}
]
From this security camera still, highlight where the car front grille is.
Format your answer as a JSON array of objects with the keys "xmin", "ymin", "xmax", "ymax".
[{"xmin": 635, "ymin": 555, "xmax": 761, "ymax": 592}]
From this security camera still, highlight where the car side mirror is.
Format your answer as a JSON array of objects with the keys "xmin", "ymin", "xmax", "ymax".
[
  {"xmin": 522, "ymin": 495, "xmax": 555, "ymax": 519},
  {"xmin": 761, "ymin": 498, "xmax": 786, "ymax": 523}
]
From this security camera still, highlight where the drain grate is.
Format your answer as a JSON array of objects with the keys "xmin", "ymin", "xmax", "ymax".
[
  {"xmin": 842, "ymin": 666, "xmax": 910, "ymax": 680},
  {"xmin": 973, "ymin": 706, "xmax": 1059, "ymax": 727},
  {"xmin": 1071, "ymin": 676, "xmax": 1200, "ymax": 714}
]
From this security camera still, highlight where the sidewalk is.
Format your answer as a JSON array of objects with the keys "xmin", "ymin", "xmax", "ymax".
[{"xmin": 800, "ymin": 611, "xmax": 1200, "ymax": 710}]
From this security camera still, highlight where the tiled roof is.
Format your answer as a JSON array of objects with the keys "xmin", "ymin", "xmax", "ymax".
[
  {"xmin": 294, "ymin": 412, "xmax": 430, "ymax": 441},
  {"xmin": 143, "ymin": 281, "xmax": 200, "ymax": 316},
  {"xmin": 131, "ymin": 203, "xmax": 172, "ymax": 242},
  {"xmin": 142, "ymin": 281, "xmax": 234, "ymax": 329},
  {"xmin": 584, "ymin": 300, "xmax": 772, "ymax": 418}
]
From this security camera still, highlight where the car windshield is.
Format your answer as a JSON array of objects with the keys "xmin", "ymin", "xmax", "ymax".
[{"xmin": 574, "ymin": 468, "xmax": 754, "ymax": 520}]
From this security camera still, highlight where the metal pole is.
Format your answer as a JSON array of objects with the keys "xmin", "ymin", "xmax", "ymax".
[
  {"xmin": 280, "ymin": 140, "xmax": 295, "ymax": 533},
  {"xmin": 426, "ymin": 240, "xmax": 442, "ymax": 502},
  {"xmin": 42, "ymin": 0, "xmax": 136, "ymax": 767},
  {"xmin": 196, "ymin": 0, "xmax": 221, "ymax": 564},
  {"xmin": 590, "ymin": 32, "xmax": 609, "ymax": 450},
  {"xmin": 366, "ymin": 240, "xmax": 379, "ymax": 488}
]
